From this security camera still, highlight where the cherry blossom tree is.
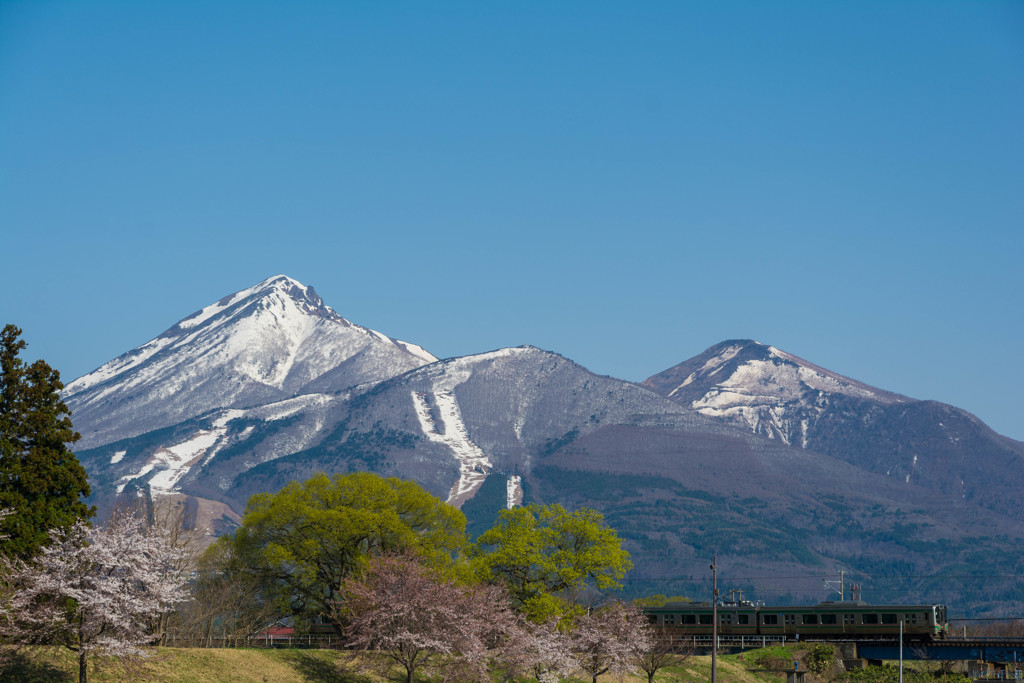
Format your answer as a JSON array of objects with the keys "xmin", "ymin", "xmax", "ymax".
[
  {"xmin": 0, "ymin": 507, "xmax": 16, "ymax": 656},
  {"xmin": 519, "ymin": 620, "xmax": 579, "ymax": 683},
  {"xmin": 571, "ymin": 601, "xmax": 652, "ymax": 683},
  {"xmin": 341, "ymin": 552, "xmax": 523, "ymax": 683},
  {"xmin": 5, "ymin": 507, "xmax": 190, "ymax": 683}
]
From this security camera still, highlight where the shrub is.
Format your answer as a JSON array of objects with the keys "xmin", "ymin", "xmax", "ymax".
[{"xmin": 806, "ymin": 643, "xmax": 835, "ymax": 675}]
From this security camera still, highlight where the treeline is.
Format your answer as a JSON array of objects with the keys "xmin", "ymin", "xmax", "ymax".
[
  {"xmin": 0, "ymin": 325, "xmax": 687, "ymax": 683},
  {"xmin": 166, "ymin": 471, "xmax": 682, "ymax": 683}
]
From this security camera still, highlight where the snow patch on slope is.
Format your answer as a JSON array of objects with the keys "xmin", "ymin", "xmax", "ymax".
[
  {"xmin": 247, "ymin": 393, "xmax": 334, "ymax": 422},
  {"xmin": 668, "ymin": 343, "xmax": 743, "ymax": 398},
  {"xmin": 212, "ymin": 409, "xmax": 246, "ymax": 429},
  {"xmin": 411, "ymin": 391, "xmax": 491, "ymax": 507},
  {"xmin": 691, "ymin": 353, "xmax": 897, "ymax": 447},
  {"xmin": 115, "ymin": 409, "xmax": 244, "ymax": 495},
  {"xmin": 117, "ymin": 430, "xmax": 217, "ymax": 495},
  {"xmin": 396, "ymin": 341, "xmax": 436, "ymax": 364},
  {"xmin": 506, "ymin": 475, "xmax": 523, "ymax": 509}
]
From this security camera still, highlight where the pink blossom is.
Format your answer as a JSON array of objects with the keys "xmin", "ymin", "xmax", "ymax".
[{"xmin": 4, "ymin": 508, "xmax": 190, "ymax": 682}]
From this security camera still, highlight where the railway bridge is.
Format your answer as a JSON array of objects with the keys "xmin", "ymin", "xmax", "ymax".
[
  {"xmin": 674, "ymin": 635, "xmax": 1024, "ymax": 675},
  {"xmin": 848, "ymin": 637, "xmax": 1024, "ymax": 664}
]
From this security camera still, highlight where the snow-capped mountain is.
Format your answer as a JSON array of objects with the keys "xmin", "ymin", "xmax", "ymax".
[
  {"xmin": 69, "ymin": 318, "xmax": 1024, "ymax": 614},
  {"xmin": 74, "ymin": 340, "xmax": 1024, "ymax": 615},
  {"xmin": 644, "ymin": 339, "xmax": 1024, "ymax": 510},
  {"xmin": 642, "ymin": 340, "xmax": 908, "ymax": 446},
  {"xmin": 224, "ymin": 345, "xmax": 725, "ymax": 506},
  {"xmin": 80, "ymin": 346, "xmax": 708, "ymax": 512},
  {"xmin": 64, "ymin": 275, "xmax": 436, "ymax": 449}
]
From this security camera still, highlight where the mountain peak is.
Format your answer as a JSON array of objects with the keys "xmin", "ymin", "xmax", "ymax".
[
  {"xmin": 646, "ymin": 340, "xmax": 905, "ymax": 403},
  {"xmin": 175, "ymin": 274, "xmax": 339, "ymax": 332},
  {"xmin": 643, "ymin": 340, "xmax": 908, "ymax": 446},
  {"xmin": 253, "ymin": 274, "xmax": 323, "ymax": 305},
  {"xmin": 64, "ymin": 276, "xmax": 436, "ymax": 448}
]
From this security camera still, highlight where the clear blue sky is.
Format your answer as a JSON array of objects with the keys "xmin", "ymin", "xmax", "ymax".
[{"xmin": 2, "ymin": 2, "xmax": 1022, "ymax": 440}]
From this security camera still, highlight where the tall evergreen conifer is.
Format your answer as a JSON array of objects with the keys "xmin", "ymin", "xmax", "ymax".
[{"xmin": 0, "ymin": 324, "xmax": 93, "ymax": 558}]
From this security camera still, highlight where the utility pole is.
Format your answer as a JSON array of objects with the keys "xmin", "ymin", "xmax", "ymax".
[
  {"xmin": 711, "ymin": 555, "xmax": 718, "ymax": 683},
  {"xmin": 899, "ymin": 618, "xmax": 904, "ymax": 683},
  {"xmin": 824, "ymin": 569, "xmax": 846, "ymax": 600}
]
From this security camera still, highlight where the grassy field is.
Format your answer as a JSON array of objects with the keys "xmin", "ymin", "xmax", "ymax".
[
  {"xmin": 1, "ymin": 647, "xmax": 369, "ymax": 683},
  {"xmin": 5, "ymin": 644, "xmax": 960, "ymax": 682},
  {"xmin": 0, "ymin": 647, "xmax": 785, "ymax": 683}
]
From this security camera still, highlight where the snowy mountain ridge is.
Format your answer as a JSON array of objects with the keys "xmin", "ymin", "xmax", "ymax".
[
  {"xmin": 644, "ymin": 339, "xmax": 1024, "ymax": 508},
  {"xmin": 645, "ymin": 339, "xmax": 908, "ymax": 446},
  {"xmin": 64, "ymin": 275, "xmax": 437, "ymax": 449},
  {"xmin": 67, "ymin": 290, "xmax": 1024, "ymax": 614}
]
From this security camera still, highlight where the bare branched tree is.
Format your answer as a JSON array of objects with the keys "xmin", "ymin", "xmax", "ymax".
[
  {"xmin": 146, "ymin": 497, "xmax": 207, "ymax": 644},
  {"xmin": 634, "ymin": 625, "xmax": 692, "ymax": 683},
  {"xmin": 165, "ymin": 539, "xmax": 277, "ymax": 647}
]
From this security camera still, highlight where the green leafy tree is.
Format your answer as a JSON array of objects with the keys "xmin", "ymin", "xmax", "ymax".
[
  {"xmin": 0, "ymin": 325, "xmax": 92, "ymax": 558},
  {"xmin": 470, "ymin": 503, "xmax": 632, "ymax": 622},
  {"xmin": 215, "ymin": 471, "xmax": 466, "ymax": 630}
]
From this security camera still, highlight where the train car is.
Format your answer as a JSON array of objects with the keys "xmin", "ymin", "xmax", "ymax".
[
  {"xmin": 653, "ymin": 602, "xmax": 758, "ymax": 637},
  {"xmin": 644, "ymin": 601, "xmax": 947, "ymax": 640}
]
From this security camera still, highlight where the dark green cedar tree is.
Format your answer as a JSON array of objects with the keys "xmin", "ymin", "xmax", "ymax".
[{"xmin": 0, "ymin": 324, "xmax": 93, "ymax": 558}]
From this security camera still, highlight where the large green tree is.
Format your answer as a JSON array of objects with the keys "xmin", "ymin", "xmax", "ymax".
[
  {"xmin": 470, "ymin": 503, "xmax": 632, "ymax": 622},
  {"xmin": 216, "ymin": 471, "xmax": 467, "ymax": 629},
  {"xmin": 0, "ymin": 324, "xmax": 92, "ymax": 558}
]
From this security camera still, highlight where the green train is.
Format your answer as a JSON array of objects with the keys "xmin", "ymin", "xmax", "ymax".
[{"xmin": 643, "ymin": 600, "xmax": 948, "ymax": 640}]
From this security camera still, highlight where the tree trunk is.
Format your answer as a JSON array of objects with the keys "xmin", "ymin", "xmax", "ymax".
[
  {"xmin": 649, "ymin": 672, "xmax": 655, "ymax": 683},
  {"xmin": 78, "ymin": 612, "xmax": 88, "ymax": 683}
]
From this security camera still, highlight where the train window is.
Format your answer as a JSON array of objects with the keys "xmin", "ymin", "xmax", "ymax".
[
  {"xmin": 762, "ymin": 614, "xmax": 778, "ymax": 625},
  {"xmin": 863, "ymin": 614, "xmax": 879, "ymax": 624},
  {"xmin": 881, "ymin": 614, "xmax": 897, "ymax": 624},
  {"xmin": 821, "ymin": 614, "xmax": 837, "ymax": 625},
  {"xmin": 843, "ymin": 614, "xmax": 855, "ymax": 625},
  {"xmin": 681, "ymin": 615, "xmax": 696, "ymax": 625},
  {"xmin": 664, "ymin": 614, "xmax": 675, "ymax": 626},
  {"xmin": 648, "ymin": 615, "xmax": 658, "ymax": 624},
  {"xmin": 721, "ymin": 614, "xmax": 732, "ymax": 625},
  {"xmin": 910, "ymin": 614, "xmax": 918, "ymax": 624},
  {"xmin": 784, "ymin": 615, "xmax": 796, "ymax": 625},
  {"xmin": 738, "ymin": 614, "xmax": 749, "ymax": 625},
  {"xmin": 699, "ymin": 615, "xmax": 712, "ymax": 625},
  {"xmin": 802, "ymin": 614, "xmax": 818, "ymax": 625}
]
